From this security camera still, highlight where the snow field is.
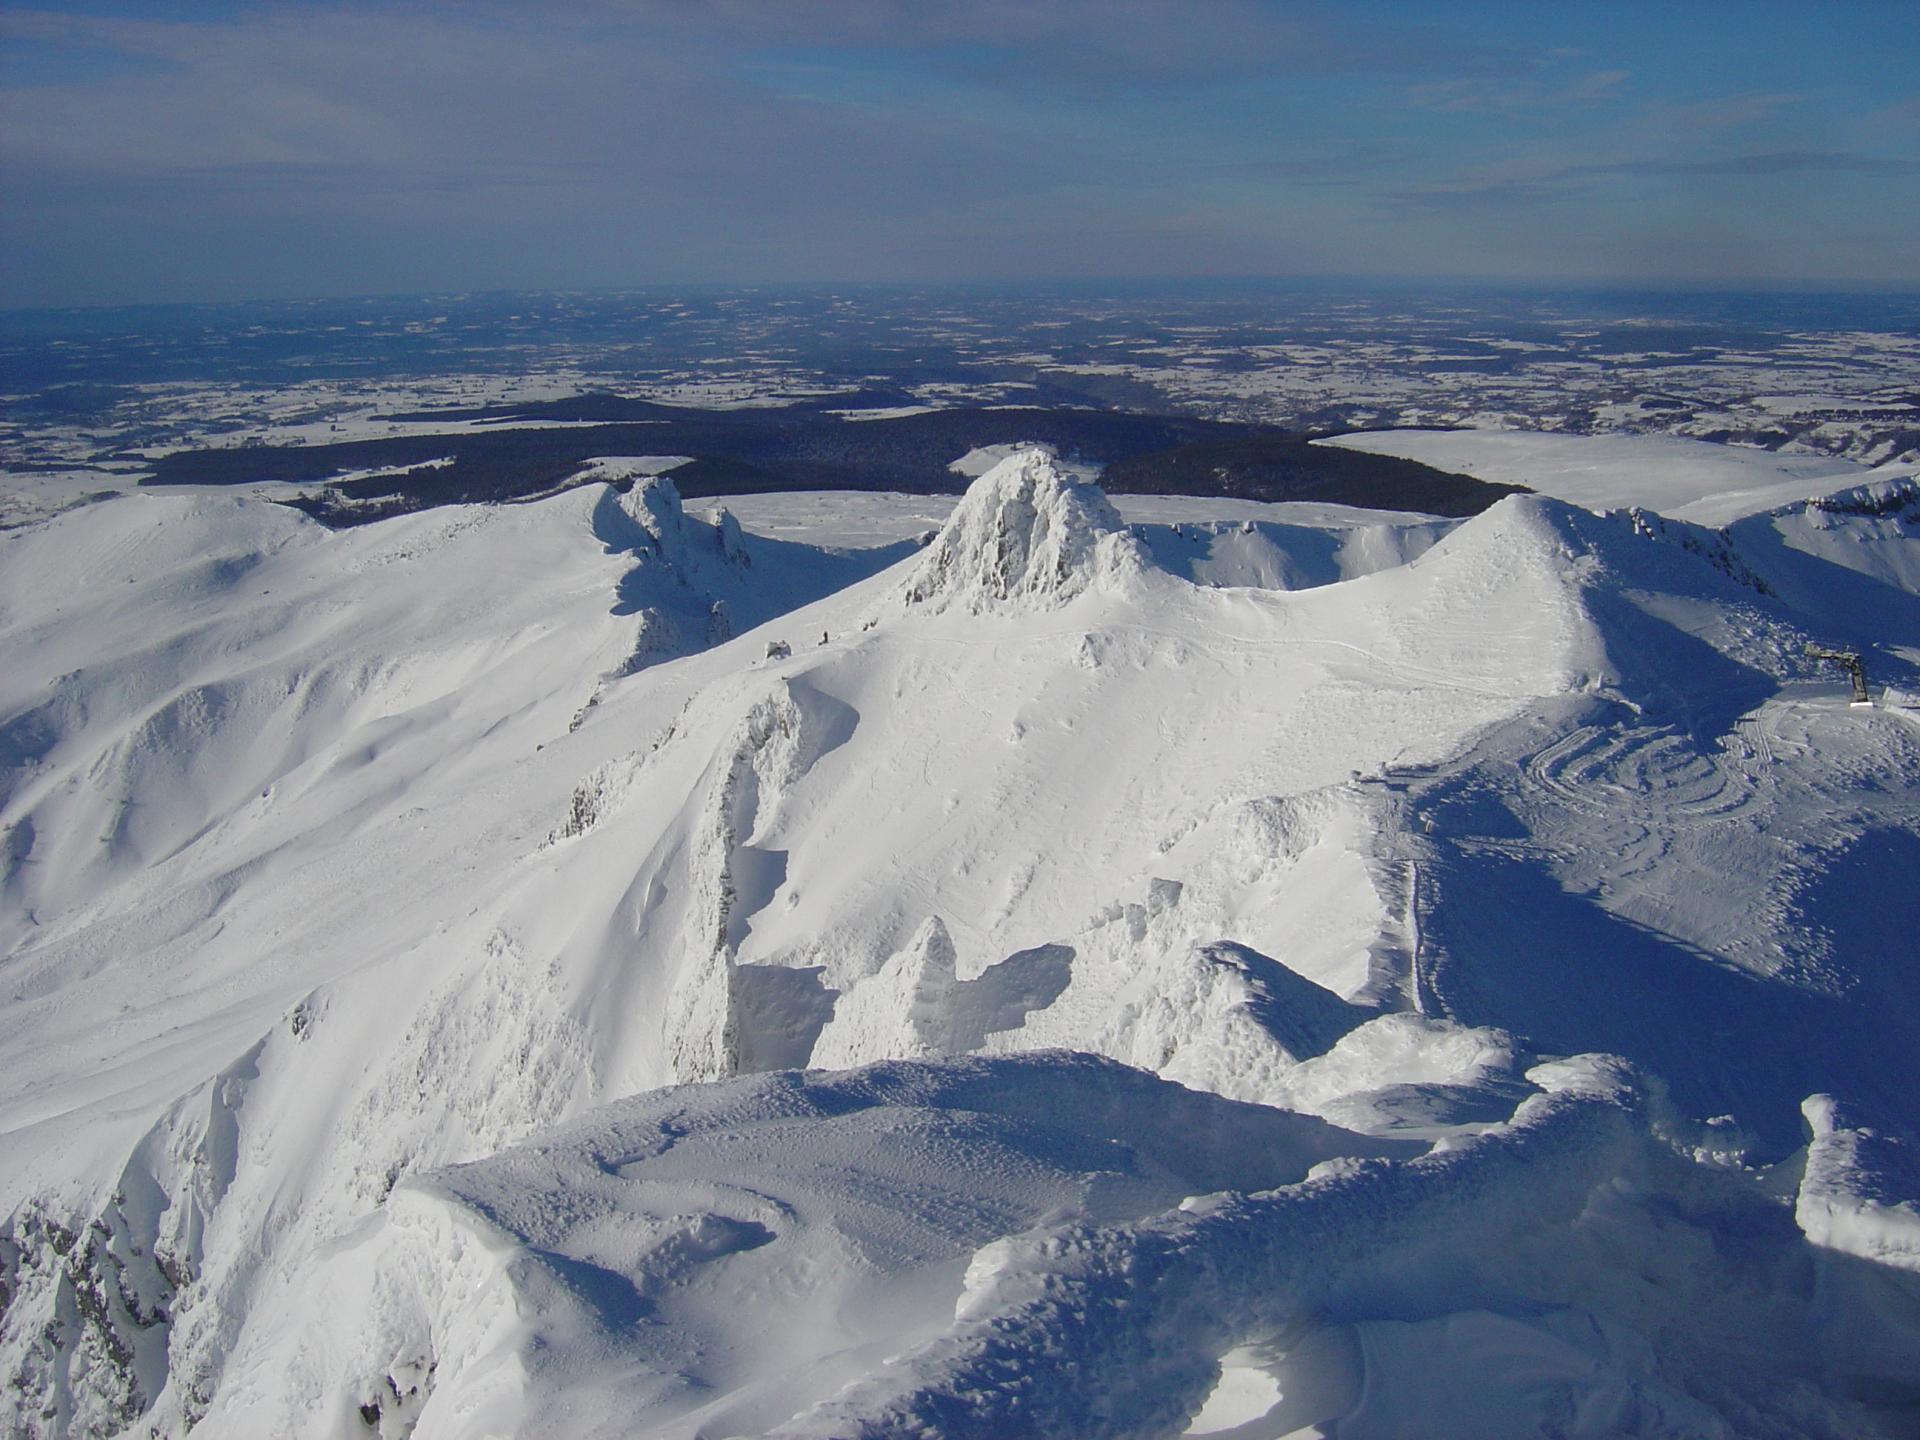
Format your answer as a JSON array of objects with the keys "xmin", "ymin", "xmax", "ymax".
[{"xmin": 3, "ymin": 442, "xmax": 1919, "ymax": 1436}]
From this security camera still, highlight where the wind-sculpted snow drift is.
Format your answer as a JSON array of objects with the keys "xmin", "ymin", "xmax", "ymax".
[{"xmin": 3, "ymin": 446, "xmax": 1919, "ymax": 1437}]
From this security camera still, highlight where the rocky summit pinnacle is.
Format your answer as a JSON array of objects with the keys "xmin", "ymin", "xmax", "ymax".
[{"xmin": 904, "ymin": 446, "xmax": 1139, "ymax": 612}]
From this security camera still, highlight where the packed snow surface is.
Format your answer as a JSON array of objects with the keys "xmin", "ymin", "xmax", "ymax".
[{"xmin": 3, "ymin": 442, "xmax": 1919, "ymax": 1437}]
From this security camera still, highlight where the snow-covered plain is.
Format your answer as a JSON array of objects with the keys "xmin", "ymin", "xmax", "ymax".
[
  {"xmin": 1315, "ymin": 428, "xmax": 1895, "ymax": 527},
  {"xmin": 3, "ymin": 440, "xmax": 1919, "ymax": 1438}
]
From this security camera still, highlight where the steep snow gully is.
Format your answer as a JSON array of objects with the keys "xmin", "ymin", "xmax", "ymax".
[{"xmin": 3, "ymin": 447, "xmax": 1919, "ymax": 1438}]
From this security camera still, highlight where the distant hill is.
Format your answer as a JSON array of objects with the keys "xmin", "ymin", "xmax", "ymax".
[
  {"xmin": 1103, "ymin": 433, "xmax": 1526, "ymax": 516},
  {"xmin": 141, "ymin": 396, "xmax": 1519, "ymax": 524}
]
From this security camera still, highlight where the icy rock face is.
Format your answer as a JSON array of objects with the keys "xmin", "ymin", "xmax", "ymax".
[
  {"xmin": 712, "ymin": 506, "xmax": 752, "ymax": 567},
  {"xmin": 664, "ymin": 680, "xmax": 853, "ymax": 1083},
  {"xmin": 0, "ymin": 1201, "xmax": 176, "ymax": 1438},
  {"xmin": 955, "ymin": 785, "xmax": 1425, "ymax": 1115},
  {"xmin": 589, "ymin": 478, "xmax": 767, "ymax": 677},
  {"xmin": 119, "ymin": 932, "xmax": 594, "ymax": 1438},
  {"xmin": 0, "ymin": 1037, "xmax": 272, "ymax": 1439},
  {"xmin": 616, "ymin": 475, "xmax": 688, "ymax": 556},
  {"xmin": 904, "ymin": 447, "xmax": 1139, "ymax": 612},
  {"xmin": 1804, "ymin": 473, "xmax": 1920, "ymax": 524}
]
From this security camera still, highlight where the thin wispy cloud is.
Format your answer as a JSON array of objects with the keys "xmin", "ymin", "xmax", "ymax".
[
  {"xmin": 1406, "ymin": 66, "xmax": 1631, "ymax": 115},
  {"xmin": 1393, "ymin": 148, "xmax": 1920, "ymax": 213},
  {"xmin": 1647, "ymin": 91, "xmax": 1806, "ymax": 134},
  {"xmin": 1567, "ymin": 151, "xmax": 1920, "ymax": 179},
  {"xmin": 1, "ymin": 0, "xmax": 1916, "ymax": 304},
  {"xmin": 587, "ymin": 0, "xmax": 1545, "ymax": 85}
]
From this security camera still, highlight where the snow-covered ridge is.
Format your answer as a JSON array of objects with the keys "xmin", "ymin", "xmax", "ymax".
[
  {"xmin": 4, "ymin": 442, "xmax": 1920, "ymax": 1437},
  {"xmin": 1803, "ymin": 471, "xmax": 1920, "ymax": 520}
]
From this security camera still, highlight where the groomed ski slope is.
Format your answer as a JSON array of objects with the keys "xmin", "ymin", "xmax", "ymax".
[{"xmin": 2, "ymin": 443, "xmax": 1918, "ymax": 1438}]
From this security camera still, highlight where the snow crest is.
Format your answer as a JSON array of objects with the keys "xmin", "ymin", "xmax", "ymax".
[{"xmin": 904, "ymin": 447, "xmax": 1140, "ymax": 612}]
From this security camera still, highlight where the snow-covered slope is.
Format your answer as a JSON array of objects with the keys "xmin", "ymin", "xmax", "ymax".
[
  {"xmin": 4, "ymin": 448, "xmax": 1919, "ymax": 1438},
  {"xmin": 231, "ymin": 1054, "xmax": 1413, "ymax": 1439},
  {"xmin": 1317, "ymin": 427, "xmax": 1876, "ymax": 526},
  {"xmin": 1725, "ymin": 476, "xmax": 1920, "ymax": 645}
]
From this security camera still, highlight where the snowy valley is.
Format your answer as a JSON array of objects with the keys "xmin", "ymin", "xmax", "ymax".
[{"xmin": 3, "ymin": 435, "xmax": 1919, "ymax": 1439}]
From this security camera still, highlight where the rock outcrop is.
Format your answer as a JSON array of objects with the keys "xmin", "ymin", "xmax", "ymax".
[{"xmin": 904, "ymin": 447, "xmax": 1140, "ymax": 612}]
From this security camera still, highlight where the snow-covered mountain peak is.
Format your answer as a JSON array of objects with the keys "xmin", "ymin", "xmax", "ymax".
[
  {"xmin": 903, "ymin": 446, "xmax": 1139, "ymax": 612},
  {"xmin": 1429, "ymin": 491, "xmax": 1604, "ymax": 566}
]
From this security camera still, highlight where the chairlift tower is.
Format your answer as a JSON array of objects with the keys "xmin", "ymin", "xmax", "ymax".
[{"xmin": 1805, "ymin": 644, "xmax": 1870, "ymax": 705}]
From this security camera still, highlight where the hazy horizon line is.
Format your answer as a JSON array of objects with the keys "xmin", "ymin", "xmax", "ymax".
[{"xmin": 8, "ymin": 272, "xmax": 1920, "ymax": 321}]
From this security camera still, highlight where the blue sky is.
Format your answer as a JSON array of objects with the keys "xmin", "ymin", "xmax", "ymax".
[{"xmin": 2, "ymin": 0, "xmax": 1916, "ymax": 307}]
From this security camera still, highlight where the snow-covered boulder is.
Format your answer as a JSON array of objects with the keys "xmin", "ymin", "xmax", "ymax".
[
  {"xmin": 1795, "ymin": 1094, "xmax": 1920, "ymax": 1395},
  {"xmin": 1798, "ymin": 1093, "xmax": 1920, "ymax": 1271}
]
